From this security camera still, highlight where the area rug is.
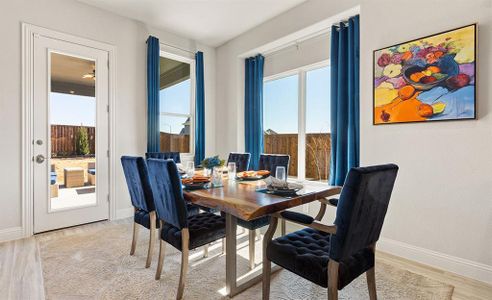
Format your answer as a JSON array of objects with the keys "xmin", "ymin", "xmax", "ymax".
[{"xmin": 37, "ymin": 221, "xmax": 454, "ymax": 299}]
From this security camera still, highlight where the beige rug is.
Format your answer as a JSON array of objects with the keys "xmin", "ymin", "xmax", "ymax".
[{"xmin": 37, "ymin": 221, "xmax": 454, "ymax": 299}]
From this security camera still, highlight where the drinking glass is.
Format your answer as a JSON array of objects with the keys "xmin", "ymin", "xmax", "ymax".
[
  {"xmin": 186, "ymin": 161, "xmax": 195, "ymax": 178},
  {"xmin": 275, "ymin": 166, "xmax": 286, "ymax": 182},
  {"xmin": 227, "ymin": 162, "xmax": 236, "ymax": 181},
  {"xmin": 212, "ymin": 167, "xmax": 223, "ymax": 186}
]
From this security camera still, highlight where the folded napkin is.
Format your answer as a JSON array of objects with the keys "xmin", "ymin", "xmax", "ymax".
[{"xmin": 264, "ymin": 176, "xmax": 303, "ymax": 190}]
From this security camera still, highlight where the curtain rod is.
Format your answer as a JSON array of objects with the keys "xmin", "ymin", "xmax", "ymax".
[{"xmin": 160, "ymin": 42, "xmax": 195, "ymax": 55}]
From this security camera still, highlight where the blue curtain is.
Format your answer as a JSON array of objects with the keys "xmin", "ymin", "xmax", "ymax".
[
  {"xmin": 195, "ymin": 51, "xmax": 205, "ymax": 165},
  {"xmin": 147, "ymin": 36, "xmax": 160, "ymax": 153},
  {"xmin": 329, "ymin": 15, "xmax": 360, "ymax": 186},
  {"xmin": 244, "ymin": 54, "xmax": 265, "ymax": 170}
]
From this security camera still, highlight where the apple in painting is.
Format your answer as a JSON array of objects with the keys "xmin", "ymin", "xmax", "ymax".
[
  {"xmin": 418, "ymin": 104, "xmax": 434, "ymax": 118},
  {"xmin": 446, "ymin": 73, "xmax": 470, "ymax": 90}
]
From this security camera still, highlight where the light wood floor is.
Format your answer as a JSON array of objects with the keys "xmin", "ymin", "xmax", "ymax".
[{"xmin": 1, "ymin": 220, "xmax": 491, "ymax": 300}]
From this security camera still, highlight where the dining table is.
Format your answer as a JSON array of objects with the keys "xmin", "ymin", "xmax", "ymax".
[{"xmin": 183, "ymin": 176, "xmax": 341, "ymax": 297}]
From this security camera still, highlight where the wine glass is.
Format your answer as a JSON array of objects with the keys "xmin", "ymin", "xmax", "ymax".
[
  {"xmin": 186, "ymin": 161, "xmax": 195, "ymax": 178},
  {"xmin": 275, "ymin": 166, "xmax": 286, "ymax": 182},
  {"xmin": 227, "ymin": 162, "xmax": 236, "ymax": 181}
]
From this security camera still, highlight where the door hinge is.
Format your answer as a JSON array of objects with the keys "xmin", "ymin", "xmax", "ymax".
[
  {"xmin": 106, "ymin": 105, "xmax": 109, "ymax": 113},
  {"xmin": 107, "ymin": 150, "xmax": 110, "ymax": 157},
  {"xmin": 107, "ymin": 194, "xmax": 110, "ymax": 202}
]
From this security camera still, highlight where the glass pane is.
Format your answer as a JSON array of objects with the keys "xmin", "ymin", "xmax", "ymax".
[
  {"xmin": 263, "ymin": 74, "xmax": 299, "ymax": 176},
  {"xmin": 159, "ymin": 57, "xmax": 191, "ymax": 115},
  {"xmin": 305, "ymin": 65, "xmax": 331, "ymax": 181},
  {"xmin": 50, "ymin": 52, "xmax": 97, "ymax": 210},
  {"xmin": 160, "ymin": 115, "xmax": 191, "ymax": 153}
]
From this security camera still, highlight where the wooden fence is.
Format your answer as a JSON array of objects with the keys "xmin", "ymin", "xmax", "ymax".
[
  {"xmin": 51, "ymin": 125, "xmax": 95, "ymax": 157},
  {"xmin": 160, "ymin": 132, "xmax": 190, "ymax": 153},
  {"xmin": 264, "ymin": 133, "xmax": 331, "ymax": 180}
]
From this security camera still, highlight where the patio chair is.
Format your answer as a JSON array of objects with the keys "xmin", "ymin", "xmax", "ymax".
[
  {"xmin": 50, "ymin": 164, "xmax": 58, "ymax": 198},
  {"xmin": 87, "ymin": 162, "xmax": 96, "ymax": 185}
]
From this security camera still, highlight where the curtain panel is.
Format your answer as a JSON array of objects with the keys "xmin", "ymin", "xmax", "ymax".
[
  {"xmin": 329, "ymin": 15, "xmax": 360, "ymax": 186},
  {"xmin": 147, "ymin": 36, "xmax": 160, "ymax": 153},
  {"xmin": 195, "ymin": 51, "xmax": 205, "ymax": 165},
  {"xmin": 244, "ymin": 54, "xmax": 265, "ymax": 170}
]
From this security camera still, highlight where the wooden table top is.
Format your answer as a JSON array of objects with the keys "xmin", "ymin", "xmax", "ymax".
[{"xmin": 184, "ymin": 179, "xmax": 341, "ymax": 221}]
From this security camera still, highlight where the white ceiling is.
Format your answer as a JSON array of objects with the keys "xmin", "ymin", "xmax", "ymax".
[{"xmin": 77, "ymin": 0, "xmax": 306, "ymax": 46}]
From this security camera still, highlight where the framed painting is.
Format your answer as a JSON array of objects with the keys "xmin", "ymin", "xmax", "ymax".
[{"xmin": 373, "ymin": 24, "xmax": 477, "ymax": 125}]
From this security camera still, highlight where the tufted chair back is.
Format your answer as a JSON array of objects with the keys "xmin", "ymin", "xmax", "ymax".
[
  {"xmin": 259, "ymin": 154, "xmax": 290, "ymax": 174},
  {"xmin": 146, "ymin": 152, "xmax": 181, "ymax": 163},
  {"xmin": 121, "ymin": 156, "xmax": 155, "ymax": 212},
  {"xmin": 147, "ymin": 158, "xmax": 188, "ymax": 229},
  {"xmin": 227, "ymin": 152, "xmax": 251, "ymax": 172},
  {"xmin": 330, "ymin": 164, "xmax": 398, "ymax": 261}
]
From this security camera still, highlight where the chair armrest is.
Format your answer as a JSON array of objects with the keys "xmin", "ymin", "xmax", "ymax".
[
  {"xmin": 272, "ymin": 212, "xmax": 336, "ymax": 235},
  {"xmin": 280, "ymin": 211, "xmax": 314, "ymax": 225}
]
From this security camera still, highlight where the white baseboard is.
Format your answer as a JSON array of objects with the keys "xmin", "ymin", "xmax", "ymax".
[
  {"xmin": 0, "ymin": 226, "xmax": 24, "ymax": 243},
  {"xmin": 115, "ymin": 207, "xmax": 134, "ymax": 220},
  {"xmin": 378, "ymin": 237, "xmax": 492, "ymax": 285}
]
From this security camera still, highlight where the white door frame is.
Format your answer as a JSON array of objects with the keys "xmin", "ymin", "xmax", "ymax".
[{"xmin": 22, "ymin": 23, "xmax": 117, "ymax": 237}]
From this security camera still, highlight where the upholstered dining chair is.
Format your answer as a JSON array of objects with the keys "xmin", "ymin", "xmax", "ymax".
[
  {"xmin": 262, "ymin": 164, "xmax": 399, "ymax": 300},
  {"xmin": 146, "ymin": 151, "xmax": 181, "ymax": 163},
  {"xmin": 227, "ymin": 152, "xmax": 251, "ymax": 172},
  {"xmin": 236, "ymin": 153, "xmax": 290, "ymax": 269},
  {"xmin": 121, "ymin": 156, "xmax": 160, "ymax": 268},
  {"xmin": 147, "ymin": 158, "xmax": 226, "ymax": 300}
]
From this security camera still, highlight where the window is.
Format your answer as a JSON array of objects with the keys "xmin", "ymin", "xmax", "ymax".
[
  {"xmin": 263, "ymin": 63, "xmax": 330, "ymax": 182},
  {"xmin": 263, "ymin": 74, "xmax": 299, "ymax": 176},
  {"xmin": 159, "ymin": 55, "xmax": 194, "ymax": 154}
]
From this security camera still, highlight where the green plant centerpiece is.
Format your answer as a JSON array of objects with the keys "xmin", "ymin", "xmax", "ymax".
[{"xmin": 201, "ymin": 155, "xmax": 225, "ymax": 170}]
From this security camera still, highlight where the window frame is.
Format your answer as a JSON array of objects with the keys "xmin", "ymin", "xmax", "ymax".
[
  {"xmin": 159, "ymin": 50, "xmax": 196, "ymax": 160},
  {"xmin": 263, "ymin": 59, "xmax": 330, "ymax": 182}
]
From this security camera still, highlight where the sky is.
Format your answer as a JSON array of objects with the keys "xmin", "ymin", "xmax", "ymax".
[
  {"xmin": 50, "ymin": 66, "xmax": 330, "ymax": 134},
  {"xmin": 50, "ymin": 92, "xmax": 96, "ymax": 126},
  {"xmin": 264, "ymin": 65, "xmax": 331, "ymax": 134}
]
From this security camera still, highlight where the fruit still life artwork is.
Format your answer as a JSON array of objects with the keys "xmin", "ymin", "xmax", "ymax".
[{"xmin": 373, "ymin": 24, "xmax": 476, "ymax": 124}]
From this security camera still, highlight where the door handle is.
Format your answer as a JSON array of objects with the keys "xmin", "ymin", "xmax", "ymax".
[{"xmin": 35, "ymin": 154, "xmax": 46, "ymax": 164}]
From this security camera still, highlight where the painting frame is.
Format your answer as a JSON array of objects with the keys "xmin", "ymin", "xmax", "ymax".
[{"xmin": 373, "ymin": 23, "xmax": 477, "ymax": 125}]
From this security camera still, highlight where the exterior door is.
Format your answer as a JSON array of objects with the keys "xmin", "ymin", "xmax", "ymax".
[{"xmin": 33, "ymin": 35, "xmax": 109, "ymax": 233}]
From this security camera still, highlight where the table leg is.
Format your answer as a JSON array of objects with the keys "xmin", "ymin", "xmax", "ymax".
[{"xmin": 225, "ymin": 213, "xmax": 281, "ymax": 297}]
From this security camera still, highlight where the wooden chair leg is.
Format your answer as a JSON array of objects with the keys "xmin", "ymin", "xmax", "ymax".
[
  {"xmin": 262, "ymin": 217, "xmax": 278, "ymax": 300},
  {"xmin": 130, "ymin": 221, "xmax": 139, "ymax": 255},
  {"xmin": 145, "ymin": 211, "xmax": 156, "ymax": 268},
  {"xmin": 249, "ymin": 229, "xmax": 256, "ymax": 270},
  {"xmin": 221, "ymin": 238, "xmax": 225, "ymax": 254},
  {"xmin": 177, "ymin": 229, "xmax": 190, "ymax": 300},
  {"xmin": 155, "ymin": 240, "xmax": 166, "ymax": 280},
  {"xmin": 327, "ymin": 260, "xmax": 339, "ymax": 300},
  {"xmin": 281, "ymin": 219, "xmax": 286, "ymax": 235},
  {"xmin": 203, "ymin": 244, "xmax": 209, "ymax": 258},
  {"xmin": 366, "ymin": 267, "xmax": 377, "ymax": 300}
]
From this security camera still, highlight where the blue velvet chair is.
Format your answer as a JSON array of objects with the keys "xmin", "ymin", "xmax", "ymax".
[
  {"xmin": 146, "ymin": 152, "xmax": 181, "ymax": 163},
  {"xmin": 227, "ymin": 152, "xmax": 251, "ymax": 172},
  {"xmin": 235, "ymin": 153, "xmax": 290, "ymax": 269},
  {"xmin": 121, "ymin": 156, "xmax": 160, "ymax": 268},
  {"xmin": 147, "ymin": 158, "xmax": 226, "ymax": 300},
  {"xmin": 262, "ymin": 164, "xmax": 399, "ymax": 300}
]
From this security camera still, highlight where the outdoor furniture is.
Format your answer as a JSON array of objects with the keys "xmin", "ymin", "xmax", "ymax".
[
  {"xmin": 147, "ymin": 158, "xmax": 226, "ymax": 300},
  {"xmin": 184, "ymin": 177, "xmax": 340, "ymax": 297},
  {"xmin": 64, "ymin": 167, "xmax": 84, "ymax": 188},
  {"xmin": 50, "ymin": 164, "xmax": 58, "ymax": 198},
  {"xmin": 87, "ymin": 162, "xmax": 96, "ymax": 185},
  {"xmin": 262, "ymin": 164, "xmax": 399, "ymax": 300}
]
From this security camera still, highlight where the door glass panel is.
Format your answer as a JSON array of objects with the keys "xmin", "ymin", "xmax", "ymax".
[
  {"xmin": 305, "ymin": 66, "xmax": 330, "ymax": 181},
  {"xmin": 50, "ymin": 52, "xmax": 97, "ymax": 210},
  {"xmin": 263, "ymin": 74, "xmax": 299, "ymax": 176}
]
